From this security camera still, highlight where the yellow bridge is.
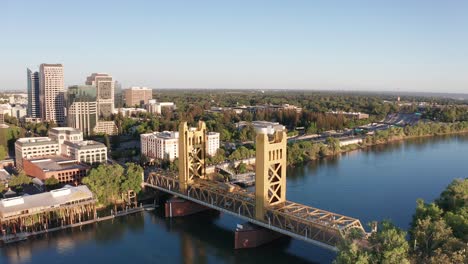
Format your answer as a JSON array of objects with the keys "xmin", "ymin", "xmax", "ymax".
[{"xmin": 144, "ymin": 121, "xmax": 366, "ymax": 251}]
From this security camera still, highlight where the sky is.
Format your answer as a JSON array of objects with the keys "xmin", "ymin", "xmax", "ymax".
[{"xmin": 1, "ymin": 0, "xmax": 468, "ymax": 93}]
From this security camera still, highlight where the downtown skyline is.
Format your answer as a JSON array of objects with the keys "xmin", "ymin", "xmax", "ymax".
[{"xmin": 2, "ymin": 0, "xmax": 468, "ymax": 93}]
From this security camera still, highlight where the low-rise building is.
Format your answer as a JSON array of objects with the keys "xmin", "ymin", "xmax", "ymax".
[
  {"xmin": 63, "ymin": 140, "xmax": 107, "ymax": 164},
  {"xmin": 236, "ymin": 121, "xmax": 286, "ymax": 135},
  {"xmin": 23, "ymin": 156, "xmax": 89, "ymax": 184},
  {"xmin": 93, "ymin": 121, "xmax": 118, "ymax": 135},
  {"xmin": 117, "ymin": 107, "xmax": 147, "ymax": 117},
  {"xmin": 15, "ymin": 137, "xmax": 60, "ymax": 169},
  {"xmin": 146, "ymin": 100, "xmax": 176, "ymax": 115},
  {"xmin": 327, "ymin": 111, "xmax": 369, "ymax": 120},
  {"xmin": 141, "ymin": 131, "xmax": 179, "ymax": 161},
  {"xmin": 0, "ymin": 186, "xmax": 96, "ymax": 237}
]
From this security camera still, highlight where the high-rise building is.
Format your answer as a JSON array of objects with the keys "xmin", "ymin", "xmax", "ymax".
[
  {"xmin": 66, "ymin": 85, "xmax": 98, "ymax": 136},
  {"xmin": 27, "ymin": 68, "xmax": 40, "ymax": 118},
  {"xmin": 85, "ymin": 73, "xmax": 114, "ymax": 118},
  {"xmin": 39, "ymin": 64, "xmax": 65, "ymax": 124},
  {"xmin": 124, "ymin": 87, "xmax": 152, "ymax": 107}
]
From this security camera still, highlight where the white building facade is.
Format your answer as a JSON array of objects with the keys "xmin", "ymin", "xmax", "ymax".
[
  {"xmin": 141, "ymin": 131, "xmax": 179, "ymax": 161},
  {"xmin": 206, "ymin": 132, "xmax": 220, "ymax": 156},
  {"xmin": 15, "ymin": 137, "xmax": 60, "ymax": 169}
]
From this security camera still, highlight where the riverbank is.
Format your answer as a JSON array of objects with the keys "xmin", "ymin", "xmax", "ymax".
[{"xmin": 287, "ymin": 122, "xmax": 468, "ymax": 166}]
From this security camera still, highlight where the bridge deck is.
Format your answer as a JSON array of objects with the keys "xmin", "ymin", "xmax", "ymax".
[{"xmin": 145, "ymin": 173, "xmax": 366, "ymax": 251}]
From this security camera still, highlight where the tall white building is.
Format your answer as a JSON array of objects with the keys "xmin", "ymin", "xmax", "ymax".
[
  {"xmin": 206, "ymin": 132, "xmax": 220, "ymax": 156},
  {"xmin": 15, "ymin": 137, "xmax": 59, "ymax": 169},
  {"xmin": 141, "ymin": 131, "xmax": 179, "ymax": 161},
  {"xmin": 39, "ymin": 64, "xmax": 65, "ymax": 124}
]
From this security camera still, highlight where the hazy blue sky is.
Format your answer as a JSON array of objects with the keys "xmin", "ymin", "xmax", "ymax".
[{"xmin": 2, "ymin": 0, "xmax": 467, "ymax": 93}]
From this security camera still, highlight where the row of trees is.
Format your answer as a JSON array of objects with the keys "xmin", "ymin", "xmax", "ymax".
[{"xmin": 334, "ymin": 178, "xmax": 467, "ymax": 264}]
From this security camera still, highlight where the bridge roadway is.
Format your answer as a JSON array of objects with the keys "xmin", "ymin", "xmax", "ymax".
[{"xmin": 145, "ymin": 173, "xmax": 366, "ymax": 251}]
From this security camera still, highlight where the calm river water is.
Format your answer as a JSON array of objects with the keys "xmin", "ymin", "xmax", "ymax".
[{"xmin": 1, "ymin": 134, "xmax": 467, "ymax": 264}]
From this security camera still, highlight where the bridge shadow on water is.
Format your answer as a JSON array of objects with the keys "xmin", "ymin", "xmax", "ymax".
[{"xmin": 152, "ymin": 208, "xmax": 322, "ymax": 264}]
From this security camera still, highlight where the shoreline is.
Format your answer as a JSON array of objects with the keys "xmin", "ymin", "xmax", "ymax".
[{"xmin": 293, "ymin": 129, "xmax": 468, "ymax": 165}]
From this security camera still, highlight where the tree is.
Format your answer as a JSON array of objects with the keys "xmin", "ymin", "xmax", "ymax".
[
  {"xmin": 122, "ymin": 163, "xmax": 143, "ymax": 194},
  {"xmin": 236, "ymin": 162, "xmax": 247, "ymax": 174},
  {"xmin": 0, "ymin": 145, "xmax": 7, "ymax": 160},
  {"xmin": 8, "ymin": 171, "xmax": 32, "ymax": 188},
  {"xmin": 82, "ymin": 164, "xmax": 124, "ymax": 205},
  {"xmin": 326, "ymin": 137, "xmax": 341, "ymax": 154},
  {"xmin": 44, "ymin": 176, "xmax": 60, "ymax": 190},
  {"xmin": 335, "ymin": 222, "xmax": 410, "ymax": 264},
  {"xmin": 367, "ymin": 221, "xmax": 410, "ymax": 264}
]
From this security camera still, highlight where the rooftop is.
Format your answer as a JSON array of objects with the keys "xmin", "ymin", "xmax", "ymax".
[
  {"xmin": 50, "ymin": 127, "xmax": 82, "ymax": 135},
  {"xmin": 142, "ymin": 131, "xmax": 179, "ymax": 140},
  {"xmin": 28, "ymin": 156, "xmax": 89, "ymax": 172},
  {"xmin": 128, "ymin": 86, "xmax": 152, "ymax": 91},
  {"xmin": 64, "ymin": 140, "xmax": 106, "ymax": 150},
  {"xmin": 0, "ymin": 169, "xmax": 11, "ymax": 182},
  {"xmin": 0, "ymin": 185, "xmax": 94, "ymax": 219},
  {"xmin": 15, "ymin": 137, "xmax": 58, "ymax": 147}
]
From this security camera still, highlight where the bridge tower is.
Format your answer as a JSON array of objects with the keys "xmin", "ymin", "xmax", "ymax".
[
  {"xmin": 255, "ymin": 130, "xmax": 287, "ymax": 220},
  {"xmin": 178, "ymin": 121, "xmax": 207, "ymax": 193}
]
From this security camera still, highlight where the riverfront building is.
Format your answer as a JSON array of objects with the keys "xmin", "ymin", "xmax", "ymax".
[
  {"xmin": 141, "ymin": 131, "xmax": 179, "ymax": 161},
  {"xmin": 124, "ymin": 87, "xmax": 152, "ymax": 107},
  {"xmin": 15, "ymin": 137, "xmax": 60, "ymax": 169},
  {"xmin": 141, "ymin": 130, "xmax": 220, "ymax": 161},
  {"xmin": 23, "ymin": 156, "xmax": 89, "ymax": 184},
  {"xmin": 39, "ymin": 64, "xmax": 65, "ymax": 124},
  {"xmin": 0, "ymin": 186, "xmax": 96, "ymax": 239}
]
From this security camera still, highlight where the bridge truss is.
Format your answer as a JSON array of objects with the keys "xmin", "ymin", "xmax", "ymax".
[{"xmin": 145, "ymin": 173, "xmax": 366, "ymax": 251}]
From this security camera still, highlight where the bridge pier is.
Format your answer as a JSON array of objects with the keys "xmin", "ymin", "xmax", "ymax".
[
  {"xmin": 165, "ymin": 197, "xmax": 211, "ymax": 217},
  {"xmin": 234, "ymin": 222, "xmax": 284, "ymax": 249}
]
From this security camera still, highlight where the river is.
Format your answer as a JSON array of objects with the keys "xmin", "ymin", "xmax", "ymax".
[{"xmin": 1, "ymin": 134, "xmax": 467, "ymax": 264}]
